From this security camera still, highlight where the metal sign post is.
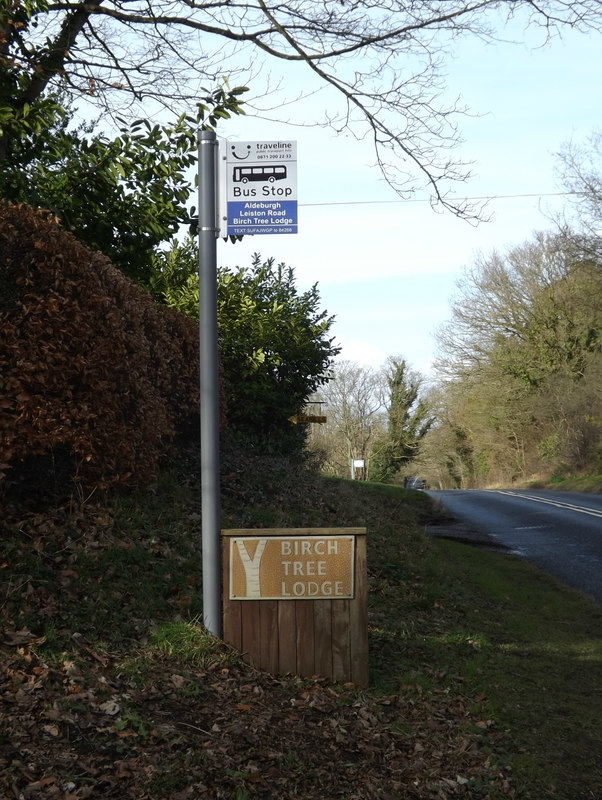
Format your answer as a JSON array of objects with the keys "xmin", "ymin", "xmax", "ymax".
[
  {"xmin": 197, "ymin": 129, "xmax": 222, "ymax": 637},
  {"xmin": 196, "ymin": 135, "xmax": 298, "ymax": 639}
]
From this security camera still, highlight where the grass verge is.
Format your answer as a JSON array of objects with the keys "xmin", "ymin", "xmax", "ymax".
[
  {"xmin": 370, "ymin": 537, "xmax": 602, "ymax": 798},
  {"xmin": 1, "ymin": 449, "xmax": 601, "ymax": 799}
]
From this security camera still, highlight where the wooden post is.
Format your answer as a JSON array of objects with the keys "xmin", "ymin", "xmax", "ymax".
[{"xmin": 222, "ymin": 528, "xmax": 368, "ymax": 686}]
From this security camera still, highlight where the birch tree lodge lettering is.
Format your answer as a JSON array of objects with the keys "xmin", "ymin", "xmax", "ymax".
[{"xmin": 229, "ymin": 535, "xmax": 355, "ymax": 600}]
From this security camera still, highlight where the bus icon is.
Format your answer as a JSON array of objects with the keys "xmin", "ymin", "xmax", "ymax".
[{"xmin": 232, "ymin": 165, "xmax": 287, "ymax": 183}]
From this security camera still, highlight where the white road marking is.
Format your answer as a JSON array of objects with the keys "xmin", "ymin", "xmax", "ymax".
[{"xmin": 494, "ymin": 491, "xmax": 602, "ymax": 520}]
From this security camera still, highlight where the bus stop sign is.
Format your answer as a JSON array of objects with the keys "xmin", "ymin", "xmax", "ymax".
[{"xmin": 224, "ymin": 140, "xmax": 297, "ymax": 236}]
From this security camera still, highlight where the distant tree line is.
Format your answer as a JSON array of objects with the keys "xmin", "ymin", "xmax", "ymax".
[
  {"xmin": 413, "ymin": 132, "xmax": 602, "ymax": 488},
  {"xmin": 314, "ymin": 133, "xmax": 602, "ymax": 489}
]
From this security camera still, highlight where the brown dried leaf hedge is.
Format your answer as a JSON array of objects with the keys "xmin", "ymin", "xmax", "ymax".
[{"xmin": 0, "ymin": 203, "xmax": 224, "ymax": 496}]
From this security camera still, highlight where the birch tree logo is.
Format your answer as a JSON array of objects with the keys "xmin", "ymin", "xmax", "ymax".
[{"xmin": 235, "ymin": 539, "xmax": 267, "ymax": 598}]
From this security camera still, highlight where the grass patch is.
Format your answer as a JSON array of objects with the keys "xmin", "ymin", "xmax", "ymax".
[
  {"xmin": 369, "ymin": 532, "xmax": 602, "ymax": 799},
  {"xmin": 546, "ymin": 474, "xmax": 602, "ymax": 492},
  {"xmin": 522, "ymin": 473, "xmax": 602, "ymax": 492},
  {"xmin": 150, "ymin": 619, "xmax": 237, "ymax": 669}
]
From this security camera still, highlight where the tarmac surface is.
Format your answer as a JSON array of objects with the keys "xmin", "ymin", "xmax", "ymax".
[{"xmin": 425, "ymin": 518, "xmax": 511, "ymax": 552}]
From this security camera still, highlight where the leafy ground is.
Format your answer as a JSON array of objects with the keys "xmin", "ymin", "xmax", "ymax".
[{"xmin": 1, "ymin": 448, "xmax": 601, "ymax": 799}]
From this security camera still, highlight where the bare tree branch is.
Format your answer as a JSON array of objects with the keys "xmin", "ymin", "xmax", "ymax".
[{"xmin": 4, "ymin": 1, "xmax": 602, "ymax": 217}]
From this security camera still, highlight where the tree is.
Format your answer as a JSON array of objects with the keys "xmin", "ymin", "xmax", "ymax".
[
  {"xmin": 149, "ymin": 236, "xmax": 202, "ymax": 311},
  {"xmin": 307, "ymin": 358, "xmax": 432, "ymax": 482},
  {"xmin": 417, "ymin": 372, "xmax": 540, "ymax": 488},
  {"xmin": 556, "ymin": 129, "xmax": 602, "ymax": 243},
  {"xmin": 152, "ymin": 242, "xmax": 340, "ymax": 453},
  {"xmin": 369, "ymin": 358, "xmax": 434, "ymax": 483},
  {"xmin": 3, "ymin": 1, "xmax": 602, "ymax": 218},
  {"xmin": 554, "ymin": 129, "xmax": 602, "ymax": 272},
  {"xmin": 432, "ymin": 231, "xmax": 602, "ymax": 483},
  {"xmin": 218, "ymin": 255, "xmax": 339, "ymax": 452},
  {"xmin": 436, "ymin": 232, "xmax": 602, "ymax": 386},
  {"xmin": 0, "ymin": 86, "xmax": 246, "ymax": 285},
  {"xmin": 308, "ymin": 361, "xmax": 386, "ymax": 478}
]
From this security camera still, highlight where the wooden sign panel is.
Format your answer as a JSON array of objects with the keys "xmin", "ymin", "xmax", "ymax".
[
  {"xmin": 229, "ymin": 534, "xmax": 354, "ymax": 600},
  {"xmin": 222, "ymin": 528, "xmax": 368, "ymax": 686}
]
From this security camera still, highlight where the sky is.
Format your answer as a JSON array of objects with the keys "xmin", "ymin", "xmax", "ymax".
[{"xmin": 208, "ymin": 16, "xmax": 602, "ymax": 379}]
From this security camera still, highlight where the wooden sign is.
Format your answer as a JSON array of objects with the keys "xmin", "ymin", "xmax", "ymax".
[
  {"xmin": 222, "ymin": 528, "xmax": 368, "ymax": 685},
  {"xmin": 229, "ymin": 533, "xmax": 354, "ymax": 600}
]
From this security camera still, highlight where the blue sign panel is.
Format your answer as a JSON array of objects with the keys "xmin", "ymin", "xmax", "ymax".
[{"xmin": 227, "ymin": 200, "xmax": 298, "ymax": 236}]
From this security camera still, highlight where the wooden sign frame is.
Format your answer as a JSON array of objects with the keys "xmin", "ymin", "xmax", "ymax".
[{"xmin": 222, "ymin": 528, "xmax": 368, "ymax": 686}]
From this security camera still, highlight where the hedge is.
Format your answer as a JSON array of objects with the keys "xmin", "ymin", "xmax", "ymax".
[{"xmin": 0, "ymin": 203, "xmax": 225, "ymax": 500}]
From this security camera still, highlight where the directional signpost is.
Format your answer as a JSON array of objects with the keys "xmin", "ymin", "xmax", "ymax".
[{"xmin": 224, "ymin": 140, "xmax": 297, "ymax": 236}]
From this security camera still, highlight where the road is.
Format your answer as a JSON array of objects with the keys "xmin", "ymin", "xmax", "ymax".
[{"xmin": 428, "ymin": 489, "xmax": 602, "ymax": 606}]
